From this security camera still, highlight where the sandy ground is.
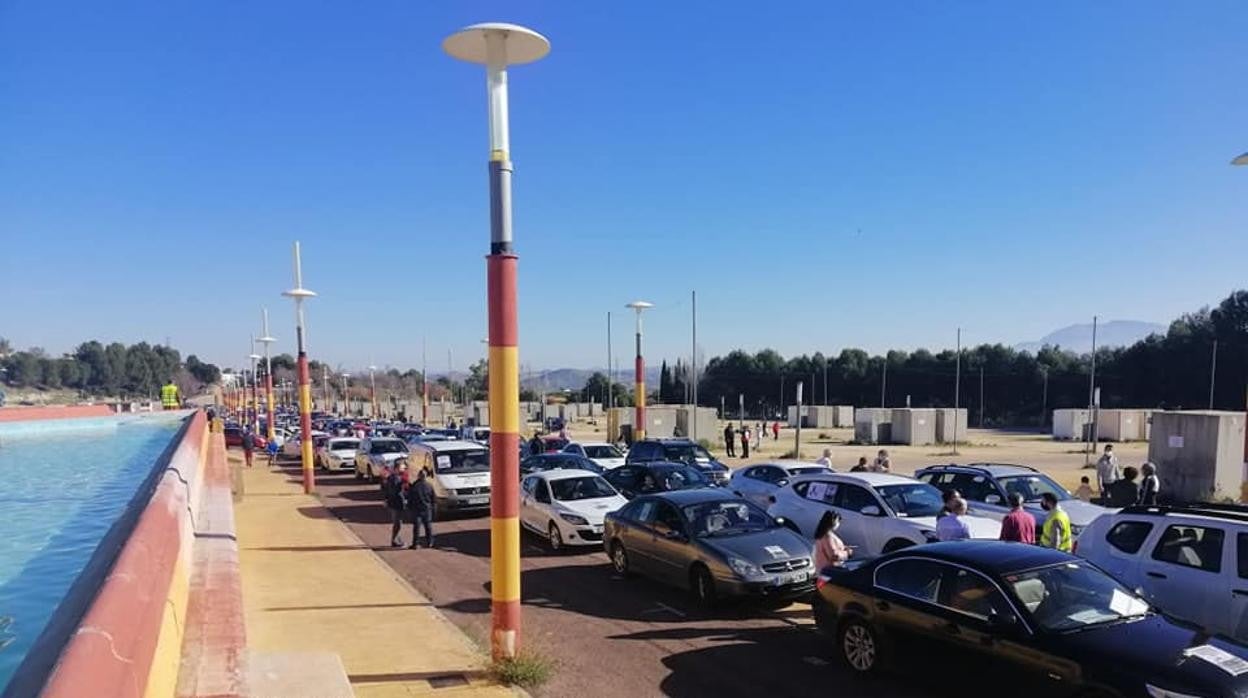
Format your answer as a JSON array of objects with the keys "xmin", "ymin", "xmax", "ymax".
[{"xmin": 561, "ymin": 421, "xmax": 1149, "ymax": 491}]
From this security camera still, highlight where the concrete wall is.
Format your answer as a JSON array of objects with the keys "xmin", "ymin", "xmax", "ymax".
[
  {"xmin": 676, "ymin": 406, "xmax": 718, "ymax": 442},
  {"xmin": 0, "ymin": 404, "xmax": 114, "ymax": 422},
  {"xmin": 1097, "ymin": 409, "xmax": 1147, "ymax": 442},
  {"xmin": 1147, "ymin": 410, "xmax": 1246, "ymax": 503},
  {"xmin": 891, "ymin": 408, "xmax": 937, "ymax": 445},
  {"xmin": 932, "ymin": 408, "xmax": 968, "ymax": 444},
  {"xmin": 854, "ymin": 408, "xmax": 892, "ymax": 445},
  {"xmin": 1052, "ymin": 408, "xmax": 1092, "ymax": 440},
  {"xmin": 832, "ymin": 405, "xmax": 855, "ymax": 428},
  {"xmin": 786, "ymin": 405, "xmax": 801, "ymax": 428}
]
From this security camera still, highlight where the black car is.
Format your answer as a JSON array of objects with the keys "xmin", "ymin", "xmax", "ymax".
[
  {"xmin": 520, "ymin": 453, "xmax": 604, "ymax": 476},
  {"xmin": 625, "ymin": 438, "xmax": 730, "ymax": 485},
  {"xmin": 603, "ymin": 462, "xmax": 712, "ymax": 499},
  {"xmin": 815, "ymin": 541, "xmax": 1248, "ymax": 697}
]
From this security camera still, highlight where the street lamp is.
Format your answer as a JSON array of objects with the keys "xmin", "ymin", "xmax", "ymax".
[
  {"xmin": 368, "ymin": 364, "xmax": 378, "ymax": 419},
  {"xmin": 248, "ymin": 345, "xmax": 262, "ymax": 435},
  {"xmin": 340, "ymin": 372, "xmax": 350, "ymax": 415},
  {"xmin": 282, "ymin": 241, "xmax": 317, "ymax": 493},
  {"xmin": 626, "ymin": 301, "xmax": 653, "ymax": 441},
  {"xmin": 444, "ymin": 20, "xmax": 549, "ymax": 662},
  {"xmin": 257, "ymin": 310, "xmax": 277, "ymax": 442}
]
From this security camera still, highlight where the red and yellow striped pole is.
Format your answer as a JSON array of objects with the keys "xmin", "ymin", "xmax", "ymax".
[
  {"xmin": 445, "ymin": 21, "xmax": 549, "ymax": 661},
  {"xmin": 283, "ymin": 241, "xmax": 317, "ymax": 494},
  {"xmin": 627, "ymin": 301, "xmax": 653, "ymax": 441}
]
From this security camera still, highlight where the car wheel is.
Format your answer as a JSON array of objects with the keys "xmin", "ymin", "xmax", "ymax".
[
  {"xmin": 838, "ymin": 617, "xmax": 881, "ymax": 674},
  {"xmin": 883, "ymin": 538, "xmax": 915, "ymax": 553},
  {"xmin": 609, "ymin": 541, "xmax": 632, "ymax": 577},
  {"xmin": 547, "ymin": 522, "xmax": 563, "ymax": 552},
  {"xmin": 690, "ymin": 565, "xmax": 717, "ymax": 609}
]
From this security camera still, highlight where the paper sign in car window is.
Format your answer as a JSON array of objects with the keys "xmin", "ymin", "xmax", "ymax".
[
  {"xmin": 807, "ymin": 482, "xmax": 829, "ymax": 502},
  {"xmin": 436, "ymin": 455, "xmax": 451, "ymax": 471},
  {"xmin": 1184, "ymin": 645, "xmax": 1248, "ymax": 676}
]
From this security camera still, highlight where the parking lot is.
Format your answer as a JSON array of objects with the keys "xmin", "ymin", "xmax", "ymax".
[{"xmin": 300, "ymin": 464, "xmax": 937, "ymax": 697}]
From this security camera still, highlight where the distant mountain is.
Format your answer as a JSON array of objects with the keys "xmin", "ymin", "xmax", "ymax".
[
  {"xmin": 520, "ymin": 367, "xmax": 662, "ymax": 392},
  {"xmin": 1016, "ymin": 320, "xmax": 1165, "ymax": 354}
]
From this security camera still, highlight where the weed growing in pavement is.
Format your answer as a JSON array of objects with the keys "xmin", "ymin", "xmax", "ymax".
[{"xmin": 489, "ymin": 651, "xmax": 556, "ymax": 689}]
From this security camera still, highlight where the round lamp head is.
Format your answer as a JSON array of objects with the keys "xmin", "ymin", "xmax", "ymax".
[
  {"xmin": 283, "ymin": 287, "xmax": 317, "ymax": 299},
  {"xmin": 248, "ymin": 354, "xmax": 262, "ymax": 361},
  {"xmin": 443, "ymin": 23, "xmax": 550, "ymax": 66},
  {"xmin": 1233, "ymin": 152, "xmax": 1248, "ymax": 166},
  {"xmin": 626, "ymin": 301, "xmax": 654, "ymax": 312},
  {"xmin": 257, "ymin": 335, "xmax": 277, "ymax": 345}
]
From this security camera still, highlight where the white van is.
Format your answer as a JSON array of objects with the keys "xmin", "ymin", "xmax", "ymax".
[{"xmin": 408, "ymin": 440, "xmax": 492, "ymax": 516}]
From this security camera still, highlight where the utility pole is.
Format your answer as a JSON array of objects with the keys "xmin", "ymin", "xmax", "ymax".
[
  {"xmin": 282, "ymin": 240, "xmax": 317, "ymax": 493},
  {"xmin": 322, "ymin": 365, "xmax": 329, "ymax": 413},
  {"xmin": 794, "ymin": 382, "xmax": 804, "ymax": 459},
  {"xmin": 606, "ymin": 312, "xmax": 613, "ymax": 411},
  {"xmin": 691, "ymin": 290, "xmax": 698, "ymax": 441},
  {"xmin": 739, "ymin": 393, "xmax": 744, "ymax": 429},
  {"xmin": 1086, "ymin": 316, "xmax": 1099, "ymax": 465},
  {"xmin": 822, "ymin": 356, "xmax": 828, "ymax": 407},
  {"xmin": 1209, "ymin": 339, "xmax": 1219, "ymax": 409},
  {"xmin": 880, "ymin": 358, "xmax": 887, "ymax": 408},
  {"xmin": 953, "ymin": 328, "xmax": 961, "ymax": 456},
  {"xmin": 1040, "ymin": 368, "xmax": 1048, "ymax": 428},
  {"xmin": 978, "ymin": 364, "xmax": 985, "ymax": 428}
]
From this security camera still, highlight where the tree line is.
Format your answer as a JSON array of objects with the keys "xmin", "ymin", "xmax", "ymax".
[{"xmin": 0, "ymin": 340, "xmax": 221, "ymax": 399}]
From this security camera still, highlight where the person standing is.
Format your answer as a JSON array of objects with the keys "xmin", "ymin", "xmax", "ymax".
[
  {"xmin": 870, "ymin": 449, "xmax": 891, "ymax": 473},
  {"xmin": 1109, "ymin": 466, "xmax": 1140, "ymax": 508},
  {"xmin": 754, "ymin": 422, "xmax": 763, "ymax": 450},
  {"xmin": 530, "ymin": 432, "xmax": 544, "ymax": 457},
  {"xmin": 1138, "ymin": 462, "xmax": 1161, "ymax": 506},
  {"xmin": 850, "ymin": 457, "xmax": 868, "ymax": 472},
  {"xmin": 740, "ymin": 427, "xmax": 750, "ymax": 459},
  {"xmin": 935, "ymin": 497, "xmax": 972, "ymax": 541},
  {"xmin": 266, "ymin": 437, "xmax": 279, "ymax": 467},
  {"xmin": 241, "ymin": 427, "xmax": 256, "ymax": 468},
  {"xmin": 723, "ymin": 424, "xmax": 736, "ymax": 457},
  {"xmin": 383, "ymin": 462, "xmax": 408, "ymax": 547},
  {"xmin": 772, "ymin": 421, "xmax": 780, "ymax": 440},
  {"xmin": 1039, "ymin": 492, "xmax": 1073, "ymax": 553},
  {"xmin": 1095, "ymin": 445, "xmax": 1120, "ymax": 500},
  {"xmin": 813, "ymin": 511, "xmax": 851, "ymax": 571},
  {"xmin": 815, "ymin": 448, "xmax": 833, "ymax": 468},
  {"xmin": 407, "ymin": 468, "xmax": 436, "ymax": 549},
  {"xmin": 161, "ymin": 381, "xmax": 180, "ymax": 410},
  {"xmin": 999, "ymin": 493, "xmax": 1036, "ymax": 544},
  {"xmin": 937, "ymin": 488, "xmax": 963, "ymax": 520},
  {"xmin": 1074, "ymin": 476, "xmax": 1095, "ymax": 502}
]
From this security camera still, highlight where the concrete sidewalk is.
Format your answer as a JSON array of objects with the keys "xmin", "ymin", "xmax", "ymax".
[{"xmin": 233, "ymin": 455, "xmax": 517, "ymax": 698}]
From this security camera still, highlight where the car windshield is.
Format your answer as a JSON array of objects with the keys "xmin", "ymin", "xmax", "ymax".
[
  {"xmin": 1005, "ymin": 561, "xmax": 1149, "ymax": 632},
  {"xmin": 435, "ymin": 449, "xmax": 490, "ymax": 473},
  {"xmin": 538, "ymin": 456, "xmax": 602, "ymax": 473},
  {"xmin": 789, "ymin": 466, "xmax": 831, "ymax": 476},
  {"xmin": 550, "ymin": 476, "xmax": 617, "ymax": 501},
  {"xmin": 584, "ymin": 445, "xmax": 623, "ymax": 459},
  {"xmin": 371, "ymin": 440, "xmax": 407, "ymax": 454},
  {"xmin": 997, "ymin": 474, "xmax": 1070, "ymax": 502},
  {"xmin": 875, "ymin": 483, "xmax": 945, "ymax": 518},
  {"xmin": 683, "ymin": 500, "xmax": 774, "ymax": 537},
  {"xmin": 330, "ymin": 440, "xmax": 359, "ymax": 451},
  {"xmin": 662, "ymin": 444, "xmax": 712, "ymax": 463},
  {"xmin": 647, "ymin": 465, "xmax": 708, "ymax": 491}
]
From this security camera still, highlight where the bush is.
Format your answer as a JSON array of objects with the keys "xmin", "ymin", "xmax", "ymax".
[{"xmin": 489, "ymin": 651, "xmax": 556, "ymax": 689}]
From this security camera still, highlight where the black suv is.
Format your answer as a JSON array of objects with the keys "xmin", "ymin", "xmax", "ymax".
[{"xmin": 625, "ymin": 438, "xmax": 730, "ymax": 485}]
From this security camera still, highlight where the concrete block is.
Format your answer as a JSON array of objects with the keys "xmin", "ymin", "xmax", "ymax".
[
  {"xmin": 1097, "ymin": 409, "xmax": 1147, "ymax": 442},
  {"xmin": 891, "ymin": 408, "xmax": 937, "ymax": 445},
  {"xmin": 1053, "ymin": 408, "xmax": 1092, "ymax": 441},
  {"xmin": 933, "ymin": 408, "xmax": 968, "ymax": 444},
  {"xmin": 854, "ymin": 408, "xmax": 892, "ymax": 445},
  {"xmin": 676, "ymin": 406, "xmax": 718, "ymax": 442},
  {"xmin": 248, "ymin": 651, "xmax": 352, "ymax": 698},
  {"xmin": 1147, "ymin": 410, "xmax": 1246, "ymax": 503},
  {"xmin": 832, "ymin": 405, "xmax": 855, "ymax": 428}
]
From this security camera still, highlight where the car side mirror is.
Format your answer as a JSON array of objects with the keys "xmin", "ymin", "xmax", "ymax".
[
  {"xmin": 987, "ymin": 610, "xmax": 1017, "ymax": 629},
  {"xmin": 773, "ymin": 516, "xmax": 789, "ymax": 528},
  {"xmin": 663, "ymin": 529, "xmax": 686, "ymax": 541},
  {"xmin": 984, "ymin": 494, "xmax": 1002, "ymax": 505},
  {"xmin": 860, "ymin": 505, "xmax": 881, "ymax": 516}
]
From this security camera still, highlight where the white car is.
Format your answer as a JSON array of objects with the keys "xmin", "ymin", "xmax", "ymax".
[
  {"xmin": 767, "ymin": 472, "xmax": 1001, "ymax": 556},
  {"xmin": 1077, "ymin": 503, "xmax": 1248, "ymax": 642},
  {"xmin": 353, "ymin": 437, "xmax": 410, "ymax": 481},
  {"xmin": 728, "ymin": 460, "xmax": 834, "ymax": 509},
  {"xmin": 281, "ymin": 429, "xmax": 326, "ymax": 458},
  {"xmin": 320, "ymin": 437, "xmax": 360, "ymax": 472},
  {"xmin": 521, "ymin": 469, "xmax": 628, "ymax": 550},
  {"xmin": 561, "ymin": 441, "xmax": 626, "ymax": 470},
  {"xmin": 407, "ymin": 440, "xmax": 492, "ymax": 516}
]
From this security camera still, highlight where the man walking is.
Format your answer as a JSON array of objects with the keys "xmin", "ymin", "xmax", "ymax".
[
  {"xmin": 723, "ymin": 424, "xmax": 735, "ymax": 457},
  {"xmin": 241, "ymin": 427, "xmax": 256, "ymax": 468},
  {"xmin": 1095, "ymin": 444, "xmax": 1120, "ymax": 500},
  {"xmin": 383, "ymin": 462, "xmax": 408, "ymax": 547},
  {"xmin": 772, "ymin": 421, "xmax": 780, "ymax": 440},
  {"xmin": 740, "ymin": 426, "xmax": 750, "ymax": 459},
  {"xmin": 407, "ymin": 468, "xmax": 436, "ymax": 549},
  {"xmin": 999, "ymin": 493, "xmax": 1036, "ymax": 544},
  {"xmin": 1039, "ymin": 492, "xmax": 1073, "ymax": 553}
]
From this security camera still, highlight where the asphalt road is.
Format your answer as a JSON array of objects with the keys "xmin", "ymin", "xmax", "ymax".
[{"xmin": 296, "ymin": 463, "xmax": 939, "ymax": 698}]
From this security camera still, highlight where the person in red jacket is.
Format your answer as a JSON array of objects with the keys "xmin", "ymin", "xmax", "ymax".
[
  {"xmin": 771, "ymin": 421, "xmax": 780, "ymax": 440},
  {"xmin": 999, "ymin": 492, "xmax": 1036, "ymax": 544}
]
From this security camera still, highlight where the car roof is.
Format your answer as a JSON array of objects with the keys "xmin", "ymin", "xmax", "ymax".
[
  {"xmin": 413, "ymin": 440, "xmax": 487, "ymax": 453},
  {"xmin": 894, "ymin": 541, "xmax": 1075, "ymax": 574},
  {"xmin": 1116, "ymin": 503, "xmax": 1248, "ymax": 526},
  {"xmin": 644, "ymin": 488, "xmax": 739, "ymax": 505},
  {"xmin": 571, "ymin": 441, "xmax": 614, "ymax": 448},
  {"xmin": 751, "ymin": 460, "xmax": 827, "ymax": 472},
  {"xmin": 793, "ymin": 472, "xmax": 919, "ymax": 487},
  {"xmin": 918, "ymin": 463, "xmax": 1038, "ymax": 477},
  {"xmin": 527, "ymin": 468, "xmax": 605, "ymax": 482},
  {"xmin": 327, "ymin": 437, "xmax": 358, "ymax": 443},
  {"xmin": 624, "ymin": 460, "xmax": 697, "ymax": 471}
]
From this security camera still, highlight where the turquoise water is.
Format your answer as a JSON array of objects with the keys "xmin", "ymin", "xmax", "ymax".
[{"xmin": 0, "ymin": 413, "xmax": 184, "ymax": 694}]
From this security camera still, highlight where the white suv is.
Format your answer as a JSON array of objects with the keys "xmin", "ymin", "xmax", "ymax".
[
  {"xmin": 766, "ymin": 472, "xmax": 1000, "ymax": 556},
  {"xmin": 1078, "ymin": 504, "xmax": 1248, "ymax": 642}
]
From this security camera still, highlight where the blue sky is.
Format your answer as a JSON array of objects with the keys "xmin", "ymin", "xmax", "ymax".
[{"xmin": 1, "ymin": 1, "xmax": 1245, "ymax": 372}]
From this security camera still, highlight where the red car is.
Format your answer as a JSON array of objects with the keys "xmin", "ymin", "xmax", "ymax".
[{"xmin": 223, "ymin": 426, "xmax": 268, "ymax": 450}]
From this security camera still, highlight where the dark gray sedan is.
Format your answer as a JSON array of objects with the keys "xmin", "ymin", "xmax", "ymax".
[{"xmin": 603, "ymin": 489, "xmax": 815, "ymax": 607}]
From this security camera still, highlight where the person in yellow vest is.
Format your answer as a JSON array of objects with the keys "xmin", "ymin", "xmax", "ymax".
[
  {"xmin": 1039, "ymin": 492, "xmax": 1073, "ymax": 552},
  {"xmin": 160, "ymin": 381, "xmax": 180, "ymax": 410}
]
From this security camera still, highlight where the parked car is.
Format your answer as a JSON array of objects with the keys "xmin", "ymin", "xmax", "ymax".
[
  {"xmin": 915, "ymin": 463, "xmax": 1112, "ymax": 538},
  {"xmin": 729, "ymin": 461, "xmax": 834, "ymax": 509},
  {"xmin": 281, "ymin": 430, "xmax": 327, "ymax": 458},
  {"xmin": 223, "ymin": 427, "xmax": 267, "ymax": 450},
  {"xmin": 521, "ymin": 469, "xmax": 628, "ymax": 550},
  {"xmin": 520, "ymin": 453, "xmax": 605, "ymax": 476},
  {"xmin": 813, "ymin": 541, "xmax": 1248, "ymax": 698},
  {"xmin": 604, "ymin": 489, "xmax": 815, "ymax": 607},
  {"xmin": 625, "ymin": 438, "xmax": 730, "ymax": 485},
  {"xmin": 320, "ymin": 437, "xmax": 360, "ymax": 472},
  {"xmin": 353, "ymin": 437, "xmax": 410, "ymax": 481},
  {"xmin": 561, "ymin": 441, "xmax": 627, "ymax": 470},
  {"xmin": 1077, "ymin": 503, "xmax": 1248, "ymax": 643},
  {"xmin": 603, "ymin": 462, "xmax": 713, "ymax": 500},
  {"xmin": 407, "ymin": 440, "xmax": 491, "ymax": 515},
  {"xmin": 767, "ymin": 472, "xmax": 1001, "ymax": 555}
]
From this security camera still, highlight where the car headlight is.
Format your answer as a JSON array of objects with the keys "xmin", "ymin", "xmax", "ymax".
[
  {"xmin": 1145, "ymin": 684, "xmax": 1203, "ymax": 698},
  {"xmin": 727, "ymin": 556, "xmax": 764, "ymax": 580},
  {"xmin": 559, "ymin": 513, "xmax": 589, "ymax": 526},
  {"xmin": 1070, "ymin": 523, "xmax": 1085, "ymax": 537}
]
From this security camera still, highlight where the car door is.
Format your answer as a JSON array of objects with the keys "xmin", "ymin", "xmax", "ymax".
[
  {"xmin": 734, "ymin": 466, "xmax": 771, "ymax": 507},
  {"xmin": 870, "ymin": 558, "xmax": 954, "ymax": 659},
  {"xmin": 790, "ymin": 479, "xmax": 840, "ymax": 537},
  {"xmin": 607, "ymin": 466, "xmax": 642, "ymax": 499},
  {"xmin": 621, "ymin": 498, "xmax": 661, "ymax": 575},
  {"xmin": 1140, "ymin": 522, "xmax": 1226, "ymax": 632},
  {"xmin": 647, "ymin": 501, "xmax": 692, "ymax": 587},
  {"xmin": 835, "ymin": 484, "xmax": 884, "ymax": 554},
  {"xmin": 1229, "ymin": 533, "xmax": 1248, "ymax": 642},
  {"xmin": 531, "ymin": 481, "xmax": 555, "ymax": 533},
  {"xmin": 519, "ymin": 476, "xmax": 540, "ymax": 532},
  {"xmin": 1086, "ymin": 518, "xmax": 1155, "ymax": 587}
]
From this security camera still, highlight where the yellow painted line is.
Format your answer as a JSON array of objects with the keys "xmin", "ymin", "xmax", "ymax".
[
  {"xmin": 489, "ymin": 516, "xmax": 521, "ymax": 602},
  {"xmin": 488, "ymin": 346, "xmax": 519, "ymax": 433}
]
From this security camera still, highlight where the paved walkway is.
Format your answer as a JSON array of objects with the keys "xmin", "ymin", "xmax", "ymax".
[{"xmin": 233, "ymin": 455, "xmax": 517, "ymax": 697}]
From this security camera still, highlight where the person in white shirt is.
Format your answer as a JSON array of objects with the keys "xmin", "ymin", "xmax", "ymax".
[
  {"xmin": 815, "ymin": 448, "xmax": 833, "ymax": 468},
  {"xmin": 870, "ymin": 449, "xmax": 891, "ymax": 473},
  {"xmin": 935, "ymin": 497, "xmax": 972, "ymax": 541},
  {"xmin": 1095, "ymin": 444, "xmax": 1120, "ymax": 499}
]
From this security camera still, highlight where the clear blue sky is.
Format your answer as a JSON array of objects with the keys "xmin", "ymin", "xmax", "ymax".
[{"xmin": 2, "ymin": 1, "xmax": 1245, "ymax": 373}]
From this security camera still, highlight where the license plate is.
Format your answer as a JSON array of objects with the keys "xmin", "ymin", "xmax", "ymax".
[
  {"xmin": 466, "ymin": 496, "xmax": 489, "ymax": 505},
  {"xmin": 592, "ymin": 525, "xmax": 603, "ymax": 533},
  {"xmin": 777, "ymin": 571, "xmax": 808, "ymax": 586}
]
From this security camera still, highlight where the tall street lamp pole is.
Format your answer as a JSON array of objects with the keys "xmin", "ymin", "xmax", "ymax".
[
  {"xmin": 1234, "ymin": 152, "xmax": 1247, "ymax": 471},
  {"xmin": 248, "ymin": 339, "xmax": 262, "ymax": 435},
  {"xmin": 340, "ymin": 373, "xmax": 350, "ymax": 415},
  {"xmin": 258, "ymin": 309, "xmax": 277, "ymax": 442},
  {"xmin": 444, "ymin": 21, "xmax": 549, "ymax": 661},
  {"xmin": 369, "ymin": 364, "xmax": 378, "ymax": 419},
  {"xmin": 627, "ymin": 301, "xmax": 654, "ymax": 441},
  {"xmin": 282, "ymin": 241, "xmax": 317, "ymax": 493}
]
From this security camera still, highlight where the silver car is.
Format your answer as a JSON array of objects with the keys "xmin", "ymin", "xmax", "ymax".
[{"xmin": 603, "ymin": 489, "xmax": 815, "ymax": 607}]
